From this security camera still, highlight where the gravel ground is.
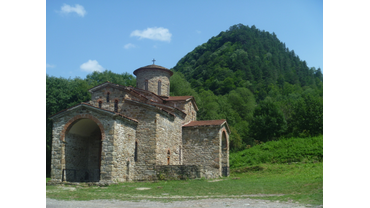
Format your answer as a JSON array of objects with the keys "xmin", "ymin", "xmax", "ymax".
[{"xmin": 46, "ymin": 198, "xmax": 322, "ymax": 208}]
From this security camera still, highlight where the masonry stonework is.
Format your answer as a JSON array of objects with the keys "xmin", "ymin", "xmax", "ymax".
[
  {"xmin": 134, "ymin": 65, "xmax": 172, "ymax": 97},
  {"xmin": 48, "ymin": 64, "xmax": 230, "ymax": 184}
]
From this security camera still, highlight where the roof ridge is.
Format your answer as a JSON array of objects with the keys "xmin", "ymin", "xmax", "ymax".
[
  {"xmin": 125, "ymin": 99, "xmax": 175, "ymax": 118},
  {"xmin": 149, "ymin": 102, "xmax": 187, "ymax": 117},
  {"xmin": 49, "ymin": 102, "xmax": 138, "ymax": 123},
  {"xmin": 130, "ymin": 87, "xmax": 164, "ymax": 101}
]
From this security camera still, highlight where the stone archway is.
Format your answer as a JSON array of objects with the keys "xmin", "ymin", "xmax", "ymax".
[
  {"xmin": 63, "ymin": 117, "xmax": 103, "ymax": 182},
  {"xmin": 221, "ymin": 130, "xmax": 229, "ymax": 177}
]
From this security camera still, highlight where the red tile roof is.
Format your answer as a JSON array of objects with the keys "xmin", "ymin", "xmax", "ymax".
[
  {"xmin": 183, "ymin": 119, "xmax": 227, "ymax": 127},
  {"xmin": 164, "ymin": 96, "xmax": 193, "ymax": 101}
]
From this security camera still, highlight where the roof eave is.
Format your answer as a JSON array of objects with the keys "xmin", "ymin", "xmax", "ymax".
[{"xmin": 49, "ymin": 103, "xmax": 138, "ymax": 124}]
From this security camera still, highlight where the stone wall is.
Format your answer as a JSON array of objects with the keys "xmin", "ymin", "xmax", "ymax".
[
  {"xmin": 166, "ymin": 100, "xmax": 197, "ymax": 124},
  {"xmin": 112, "ymin": 119, "xmax": 137, "ymax": 182},
  {"xmin": 184, "ymin": 101, "xmax": 197, "ymax": 123},
  {"xmin": 154, "ymin": 165, "xmax": 202, "ymax": 180},
  {"xmin": 49, "ymin": 105, "xmax": 138, "ymax": 183},
  {"xmin": 119, "ymin": 101, "xmax": 158, "ymax": 168},
  {"xmin": 156, "ymin": 113, "xmax": 183, "ymax": 165},
  {"xmin": 130, "ymin": 165, "xmax": 203, "ymax": 181},
  {"xmin": 182, "ymin": 125, "xmax": 222, "ymax": 179},
  {"xmin": 90, "ymin": 86, "xmax": 147, "ymax": 113}
]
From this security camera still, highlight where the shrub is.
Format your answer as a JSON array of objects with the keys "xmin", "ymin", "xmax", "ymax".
[{"xmin": 229, "ymin": 135, "xmax": 323, "ymax": 168}]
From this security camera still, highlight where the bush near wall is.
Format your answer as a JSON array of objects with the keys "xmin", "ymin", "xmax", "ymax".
[{"xmin": 230, "ymin": 135, "xmax": 323, "ymax": 168}]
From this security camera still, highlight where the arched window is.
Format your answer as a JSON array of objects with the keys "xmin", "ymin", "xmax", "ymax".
[
  {"xmin": 158, "ymin": 80, "xmax": 161, "ymax": 95},
  {"xmin": 222, "ymin": 131, "xmax": 227, "ymax": 150},
  {"xmin": 98, "ymin": 101, "xmax": 102, "ymax": 108},
  {"xmin": 114, "ymin": 100, "xmax": 118, "ymax": 112},
  {"xmin": 106, "ymin": 92, "xmax": 110, "ymax": 103},
  {"xmin": 145, "ymin": 80, "xmax": 148, "ymax": 91},
  {"xmin": 167, "ymin": 149, "xmax": 170, "ymax": 165}
]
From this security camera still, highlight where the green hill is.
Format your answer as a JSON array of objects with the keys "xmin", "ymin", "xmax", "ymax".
[
  {"xmin": 173, "ymin": 24, "xmax": 322, "ymax": 97},
  {"xmin": 170, "ymin": 24, "xmax": 323, "ymax": 148}
]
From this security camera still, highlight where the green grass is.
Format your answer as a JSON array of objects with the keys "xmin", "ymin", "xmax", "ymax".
[
  {"xmin": 46, "ymin": 136, "xmax": 323, "ymax": 206},
  {"xmin": 46, "ymin": 162, "xmax": 322, "ymax": 206}
]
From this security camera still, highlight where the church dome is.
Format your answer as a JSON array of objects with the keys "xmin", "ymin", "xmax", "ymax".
[
  {"xmin": 133, "ymin": 64, "xmax": 173, "ymax": 76},
  {"xmin": 134, "ymin": 64, "xmax": 173, "ymax": 96}
]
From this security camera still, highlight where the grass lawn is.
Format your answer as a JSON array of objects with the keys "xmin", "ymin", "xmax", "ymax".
[{"xmin": 46, "ymin": 162, "xmax": 322, "ymax": 206}]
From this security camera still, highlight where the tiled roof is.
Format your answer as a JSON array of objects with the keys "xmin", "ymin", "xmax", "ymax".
[
  {"xmin": 137, "ymin": 64, "xmax": 169, "ymax": 70},
  {"xmin": 164, "ymin": 96, "xmax": 199, "ymax": 111},
  {"xmin": 49, "ymin": 102, "xmax": 138, "ymax": 123},
  {"xmin": 128, "ymin": 87, "xmax": 164, "ymax": 102},
  {"xmin": 183, "ymin": 119, "xmax": 227, "ymax": 127},
  {"xmin": 164, "ymin": 96, "xmax": 193, "ymax": 101},
  {"xmin": 88, "ymin": 81, "xmax": 112, "ymax": 92},
  {"xmin": 133, "ymin": 64, "xmax": 173, "ymax": 76},
  {"xmin": 183, "ymin": 119, "xmax": 230, "ymax": 133}
]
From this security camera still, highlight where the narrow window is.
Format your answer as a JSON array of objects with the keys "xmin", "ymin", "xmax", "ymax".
[
  {"xmin": 145, "ymin": 80, "xmax": 148, "ymax": 91},
  {"xmin": 179, "ymin": 146, "xmax": 182, "ymax": 165},
  {"xmin": 158, "ymin": 80, "xmax": 161, "ymax": 95},
  {"xmin": 167, "ymin": 150, "xmax": 170, "ymax": 165},
  {"xmin": 134, "ymin": 141, "xmax": 138, "ymax": 162},
  {"xmin": 98, "ymin": 101, "xmax": 102, "ymax": 108},
  {"xmin": 114, "ymin": 100, "xmax": 118, "ymax": 112},
  {"xmin": 106, "ymin": 92, "xmax": 110, "ymax": 102},
  {"xmin": 126, "ymin": 161, "xmax": 130, "ymax": 177}
]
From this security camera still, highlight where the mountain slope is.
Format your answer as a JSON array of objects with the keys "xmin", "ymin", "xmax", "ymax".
[
  {"xmin": 170, "ymin": 24, "xmax": 323, "ymax": 148},
  {"xmin": 173, "ymin": 24, "xmax": 322, "ymax": 99}
]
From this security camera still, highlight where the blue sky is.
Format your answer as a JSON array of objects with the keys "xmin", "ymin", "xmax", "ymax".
[{"xmin": 46, "ymin": 0, "xmax": 323, "ymax": 79}]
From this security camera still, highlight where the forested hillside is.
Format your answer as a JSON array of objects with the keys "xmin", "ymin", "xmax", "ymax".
[
  {"xmin": 173, "ymin": 24, "xmax": 322, "ymax": 95},
  {"xmin": 170, "ymin": 24, "xmax": 322, "ymax": 148},
  {"xmin": 46, "ymin": 24, "xmax": 322, "ymax": 175}
]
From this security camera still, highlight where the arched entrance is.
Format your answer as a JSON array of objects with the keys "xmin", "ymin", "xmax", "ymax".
[
  {"xmin": 64, "ymin": 118, "xmax": 102, "ymax": 182},
  {"xmin": 221, "ymin": 130, "xmax": 228, "ymax": 177}
]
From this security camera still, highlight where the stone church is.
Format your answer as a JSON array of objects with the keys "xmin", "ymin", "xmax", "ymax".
[{"xmin": 49, "ymin": 64, "xmax": 230, "ymax": 184}]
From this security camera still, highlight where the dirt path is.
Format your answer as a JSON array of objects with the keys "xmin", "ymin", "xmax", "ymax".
[{"xmin": 46, "ymin": 197, "xmax": 322, "ymax": 208}]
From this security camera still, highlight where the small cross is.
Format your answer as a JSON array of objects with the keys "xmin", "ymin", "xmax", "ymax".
[{"xmin": 152, "ymin": 58, "xmax": 156, "ymax": 65}]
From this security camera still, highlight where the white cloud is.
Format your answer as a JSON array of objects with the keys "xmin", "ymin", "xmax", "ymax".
[
  {"xmin": 46, "ymin": 63, "xmax": 55, "ymax": 68},
  {"xmin": 130, "ymin": 27, "xmax": 172, "ymax": 42},
  {"xmin": 60, "ymin": 4, "xmax": 87, "ymax": 17},
  {"xmin": 124, "ymin": 43, "xmax": 136, "ymax": 49},
  {"xmin": 80, "ymin": 60, "xmax": 104, "ymax": 72}
]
